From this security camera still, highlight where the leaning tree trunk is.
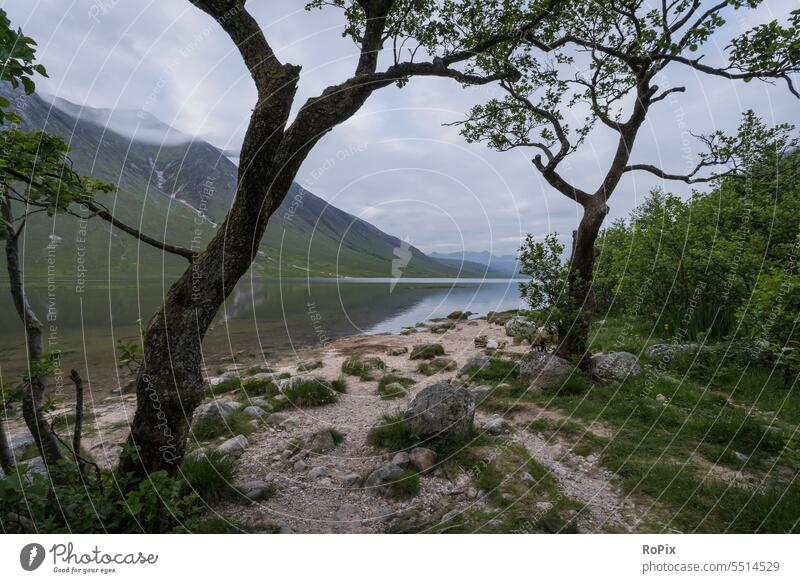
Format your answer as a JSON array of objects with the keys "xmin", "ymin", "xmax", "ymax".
[
  {"xmin": 556, "ymin": 201, "xmax": 608, "ymax": 367},
  {"xmin": 116, "ymin": 67, "xmax": 303, "ymax": 480},
  {"xmin": 0, "ymin": 199, "xmax": 64, "ymax": 467}
]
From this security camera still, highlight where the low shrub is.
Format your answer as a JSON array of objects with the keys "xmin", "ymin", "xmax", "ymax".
[
  {"xmin": 367, "ymin": 413, "xmax": 419, "ymax": 450},
  {"xmin": 342, "ymin": 356, "xmax": 385, "ymax": 380},
  {"xmin": 282, "ymin": 379, "xmax": 338, "ymax": 408},
  {"xmin": 377, "ymin": 374, "xmax": 415, "ymax": 399},
  {"xmin": 386, "ymin": 469, "xmax": 420, "ymax": 500},
  {"xmin": 179, "ymin": 450, "xmax": 237, "ymax": 504},
  {"xmin": 191, "ymin": 408, "xmax": 253, "ymax": 441}
]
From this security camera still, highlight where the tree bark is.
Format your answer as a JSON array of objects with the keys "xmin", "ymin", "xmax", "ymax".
[
  {"xmin": 557, "ymin": 201, "xmax": 608, "ymax": 366},
  {"xmin": 116, "ymin": 62, "xmax": 302, "ymax": 479},
  {"xmin": 0, "ymin": 198, "xmax": 64, "ymax": 467}
]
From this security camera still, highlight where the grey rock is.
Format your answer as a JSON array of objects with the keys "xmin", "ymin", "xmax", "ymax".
[
  {"xmin": 655, "ymin": 393, "xmax": 668, "ymax": 403},
  {"xmin": 364, "ymin": 462, "xmax": 405, "ymax": 495},
  {"xmin": 373, "ymin": 505, "xmax": 395, "ymax": 522},
  {"xmin": 249, "ymin": 372, "xmax": 282, "ymax": 382},
  {"xmin": 191, "ymin": 399, "xmax": 238, "ymax": 431},
  {"xmin": 342, "ymin": 473, "xmax": 360, "ymax": 487},
  {"xmin": 483, "ymin": 416, "xmax": 512, "ymax": 435},
  {"xmin": 297, "ymin": 428, "xmax": 338, "ymax": 454},
  {"xmin": 590, "ymin": 352, "xmax": 643, "ymax": 382},
  {"xmin": 275, "ymin": 374, "xmax": 320, "ymax": 391},
  {"xmin": 519, "ymin": 352, "xmax": 574, "ymax": 389},
  {"xmin": 458, "ymin": 356, "xmax": 491, "ymax": 375},
  {"xmin": 218, "ymin": 434, "xmax": 249, "ymax": 458},
  {"xmin": 392, "ymin": 451, "xmax": 410, "ymax": 467},
  {"xmin": 468, "ymin": 385, "xmax": 492, "ymax": 400},
  {"xmin": 19, "ymin": 456, "xmax": 49, "ymax": 483},
  {"xmin": 238, "ymin": 480, "xmax": 273, "ymax": 501},
  {"xmin": 9, "ymin": 434, "xmax": 35, "ymax": 457},
  {"xmin": 297, "ymin": 361, "xmax": 323, "ymax": 372},
  {"xmin": 242, "ymin": 405, "xmax": 268, "ymax": 419},
  {"xmin": 279, "ymin": 416, "xmax": 301, "ymax": 430},
  {"xmin": 408, "ymin": 447, "xmax": 437, "ymax": 474},
  {"xmin": 266, "ymin": 412, "xmax": 289, "ymax": 426},
  {"xmin": 387, "ymin": 347, "xmax": 409, "ymax": 356},
  {"xmin": 521, "ymin": 471, "xmax": 534, "ymax": 483},
  {"xmin": 733, "ymin": 451, "xmax": 749, "ymax": 464},
  {"xmin": 440, "ymin": 509, "xmax": 461, "ymax": 523},
  {"xmin": 250, "ymin": 397, "xmax": 268, "ymax": 407},
  {"xmin": 294, "ymin": 460, "xmax": 308, "ymax": 472},
  {"xmin": 403, "ymin": 382, "xmax": 475, "ymax": 440},
  {"xmin": 644, "ymin": 343, "xmax": 703, "ymax": 362},
  {"xmin": 486, "ymin": 339, "xmax": 499, "ymax": 350},
  {"xmin": 335, "ymin": 503, "xmax": 360, "ymax": 523},
  {"xmin": 504, "ymin": 315, "xmax": 539, "ymax": 339},
  {"xmin": 308, "ymin": 466, "xmax": 329, "ymax": 479}
]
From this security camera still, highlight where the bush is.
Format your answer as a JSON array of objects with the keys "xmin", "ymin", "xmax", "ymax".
[
  {"xmin": 386, "ymin": 469, "xmax": 420, "ymax": 500},
  {"xmin": 342, "ymin": 356, "xmax": 385, "ymax": 380},
  {"xmin": 417, "ymin": 357, "xmax": 456, "ymax": 376},
  {"xmin": 241, "ymin": 378, "xmax": 279, "ymax": 397},
  {"xmin": 179, "ymin": 450, "xmax": 237, "ymax": 504},
  {"xmin": 410, "ymin": 344, "xmax": 444, "ymax": 360},
  {"xmin": 367, "ymin": 413, "xmax": 419, "ymax": 450},
  {"xmin": 330, "ymin": 376, "xmax": 348, "ymax": 393},
  {"xmin": 191, "ymin": 408, "xmax": 253, "ymax": 441},
  {"xmin": 0, "ymin": 462, "xmax": 209, "ymax": 533},
  {"xmin": 281, "ymin": 379, "xmax": 337, "ymax": 408},
  {"xmin": 377, "ymin": 374, "xmax": 415, "ymax": 399}
]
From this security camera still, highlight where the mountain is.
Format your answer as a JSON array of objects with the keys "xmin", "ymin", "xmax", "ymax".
[
  {"xmin": 0, "ymin": 85, "xmax": 499, "ymax": 279},
  {"xmin": 429, "ymin": 250, "xmax": 523, "ymax": 278}
]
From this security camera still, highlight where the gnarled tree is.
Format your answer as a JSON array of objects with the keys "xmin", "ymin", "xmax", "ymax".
[
  {"xmin": 116, "ymin": 0, "xmax": 563, "ymax": 480},
  {"xmin": 457, "ymin": 0, "xmax": 800, "ymax": 365},
  {"xmin": 0, "ymin": 8, "xmax": 195, "ymax": 469}
]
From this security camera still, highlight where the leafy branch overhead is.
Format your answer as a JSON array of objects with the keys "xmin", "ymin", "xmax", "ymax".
[{"xmin": 455, "ymin": 0, "xmax": 799, "ymax": 205}]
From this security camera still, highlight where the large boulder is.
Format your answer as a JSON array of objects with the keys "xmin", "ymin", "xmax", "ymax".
[
  {"xmin": 504, "ymin": 315, "xmax": 539, "ymax": 339},
  {"xmin": 519, "ymin": 352, "xmax": 574, "ymax": 389},
  {"xmin": 403, "ymin": 382, "xmax": 475, "ymax": 440},
  {"xmin": 191, "ymin": 399, "xmax": 238, "ymax": 430},
  {"xmin": 590, "ymin": 352, "xmax": 643, "ymax": 381}
]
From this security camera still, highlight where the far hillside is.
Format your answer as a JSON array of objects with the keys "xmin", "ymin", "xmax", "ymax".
[{"xmin": 0, "ymin": 85, "xmax": 505, "ymax": 281}]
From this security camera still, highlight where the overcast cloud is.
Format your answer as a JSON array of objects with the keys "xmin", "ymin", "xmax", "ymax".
[{"xmin": 4, "ymin": 0, "xmax": 798, "ymax": 255}]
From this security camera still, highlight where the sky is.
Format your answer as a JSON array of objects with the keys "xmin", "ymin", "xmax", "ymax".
[{"xmin": 4, "ymin": 0, "xmax": 798, "ymax": 256}]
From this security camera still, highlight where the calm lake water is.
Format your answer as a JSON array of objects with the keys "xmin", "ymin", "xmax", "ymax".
[{"xmin": 0, "ymin": 278, "xmax": 524, "ymax": 392}]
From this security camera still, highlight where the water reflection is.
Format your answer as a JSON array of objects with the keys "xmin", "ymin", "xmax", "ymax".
[{"xmin": 0, "ymin": 278, "xmax": 523, "ymax": 391}]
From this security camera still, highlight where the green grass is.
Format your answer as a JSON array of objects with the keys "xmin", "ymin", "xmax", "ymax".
[
  {"xmin": 410, "ymin": 344, "xmax": 445, "ymax": 359},
  {"xmin": 330, "ymin": 428, "xmax": 346, "ymax": 445},
  {"xmin": 179, "ymin": 451, "xmax": 237, "ymax": 504},
  {"xmin": 330, "ymin": 376, "xmax": 348, "ymax": 393},
  {"xmin": 377, "ymin": 374, "xmax": 415, "ymax": 399},
  {"xmin": 417, "ymin": 357, "xmax": 456, "ymax": 376},
  {"xmin": 279, "ymin": 379, "xmax": 338, "ymax": 409},
  {"xmin": 386, "ymin": 469, "xmax": 420, "ymax": 500},
  {"xmin": 241, "ymin": 378, "xmax": 279, "ymax": 397},
  {"xmin": 367, "ymin": 413, "xmax": 420, "ymax": 450},
  {"xmin": 467, "ymin": 358, "xmax": 520, "ymax": 383},
  {"xmin": 342, "ymin": 356, "xmax": 386, "ymax": 380},
  {"xmin": 191, "ymin": 408, "xmax": 253, "ymax": 441}
]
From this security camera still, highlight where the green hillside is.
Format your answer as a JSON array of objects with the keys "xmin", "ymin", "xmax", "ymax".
[{"xmin": 1, "ymin": 86, "xmax": 502, "ymax": 280}]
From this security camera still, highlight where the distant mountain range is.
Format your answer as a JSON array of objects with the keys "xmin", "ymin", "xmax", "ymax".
[
  {"xmin": 429, "ymin": 251, "xmax": 523, "ymax": 278},
  {"xmin": 0, "ymin": 85, "xmax": 508, "ymax": 280}
]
